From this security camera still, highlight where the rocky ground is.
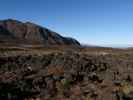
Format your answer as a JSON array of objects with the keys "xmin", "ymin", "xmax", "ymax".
[{"xmin": 0, "ymin": 47, "xmax": 133, "ymax": 100}]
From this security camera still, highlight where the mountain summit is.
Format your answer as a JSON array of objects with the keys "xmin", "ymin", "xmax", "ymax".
[{"xmin": 0, "ymin": 19, "xmax": 80, "ymax": 46}]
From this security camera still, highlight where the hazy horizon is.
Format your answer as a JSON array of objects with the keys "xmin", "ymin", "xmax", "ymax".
[{"xmin": 0, "ymin": 0, "xmax": 133, "ymax": 47}]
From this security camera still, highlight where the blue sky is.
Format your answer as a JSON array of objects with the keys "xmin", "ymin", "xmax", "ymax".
[{"xmin": 0, "ymin": 0, "xmax": 133, "ymax": 46}]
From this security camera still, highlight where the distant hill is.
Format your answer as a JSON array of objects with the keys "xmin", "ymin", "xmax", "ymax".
[{"xmin": 0, "ymin": 19, "xmax": 80, "ymax": 47}]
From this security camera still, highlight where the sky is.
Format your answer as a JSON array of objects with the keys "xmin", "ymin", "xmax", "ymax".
[{"xmin": 0, "ymin": 0, "xmax": 133, "ymax": 47}]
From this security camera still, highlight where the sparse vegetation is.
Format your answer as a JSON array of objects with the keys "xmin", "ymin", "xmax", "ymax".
[{"xmin": 0, "ymin": 47, "xmax": 133, "ymax": 100}]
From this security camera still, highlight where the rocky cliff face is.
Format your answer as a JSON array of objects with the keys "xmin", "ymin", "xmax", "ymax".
[{"xmin": 0, "ymin": 19, "xmax": 80, "ymax": 46}]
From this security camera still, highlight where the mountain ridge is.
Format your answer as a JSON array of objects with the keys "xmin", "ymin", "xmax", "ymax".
[{"xmin": 0, "ymin": 19, "xmax": 80, "ymax": 46}]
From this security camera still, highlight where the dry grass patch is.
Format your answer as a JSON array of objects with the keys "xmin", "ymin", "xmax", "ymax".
[{"xmin": 47, "ymin": 66, "xmax": 64, "ymax": 76}]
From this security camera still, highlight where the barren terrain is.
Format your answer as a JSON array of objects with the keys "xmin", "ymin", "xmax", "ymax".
[{"xmin": 0, "ymin": 46, "xmax": 133, "ymax": 100}]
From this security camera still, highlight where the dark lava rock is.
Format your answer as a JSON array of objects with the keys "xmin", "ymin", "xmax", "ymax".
[
  {"xmin": 0, "ymin": 52, "xmax": 110, "ymax": 100},
  {"xmin": 0, "ymin": 51, "xmax": 133, "ymax": 100}
]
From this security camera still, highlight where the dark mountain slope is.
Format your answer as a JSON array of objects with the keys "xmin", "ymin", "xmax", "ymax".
[{"xmin": 0, "ymin": 19, "xmax": 80, "ymax": 46}]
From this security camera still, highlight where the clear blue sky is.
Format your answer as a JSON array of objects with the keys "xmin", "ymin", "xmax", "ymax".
[{"xmin": 0, "ymin": 0, "xmax": 133, "ymax": 46}]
